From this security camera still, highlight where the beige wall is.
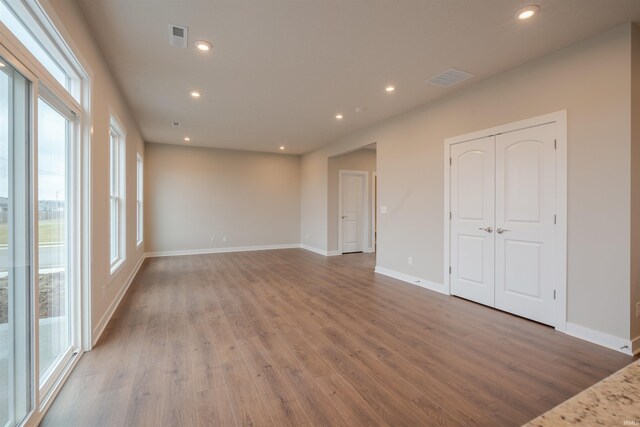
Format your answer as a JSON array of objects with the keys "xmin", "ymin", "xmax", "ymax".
[
  {"xmin": 631, "ymin": 24, "xmax": 640, "ymax": 342},
  {"xmin": 301, "ymin": 24, "xmax": 634, "ymax": 341},
  {"xmin": 145, "ymin": 143, "xmax": 300, "ymax": 253},
  {"xmin": 49, "ymin": 0, "xmax": 146, "ymax": 340},
  {"xmin": 300, "ymin": 150, "xmax": 328, "ymax": 249},
  {"xmin": 327, "ymin": 149, "xmax": 376, "ymax": 252}
]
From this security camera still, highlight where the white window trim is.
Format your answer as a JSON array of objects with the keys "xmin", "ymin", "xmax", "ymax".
[
  {"xmin": 136, "ymin": 153, "xmax": 143, "ymax": 247},
  {"xmin": 0, "ymin": 0, "xmax": 82, "ymax": 108},
  {"xmin": 108, "ymin": 112, "xmax": 126, "ymax": 280},
  {"xmin": 0, "ymin": 0, "xmax": 95, "ymax": 424}
]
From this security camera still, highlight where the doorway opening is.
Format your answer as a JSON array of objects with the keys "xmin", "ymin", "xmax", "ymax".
[{"xmin": 327, "ymin": 144, "xmax": 377, "ymax": 255}]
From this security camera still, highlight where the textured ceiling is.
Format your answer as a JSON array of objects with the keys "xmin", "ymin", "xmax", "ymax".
[{"xmin": 76, "ymin": 0, "xmax": 640, "ymax": 154}]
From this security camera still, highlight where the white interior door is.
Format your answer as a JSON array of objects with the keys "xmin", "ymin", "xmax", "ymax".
[
  {"xmin": 450, "ymin": 136, "xmax": 496, "ymax": 306},
  {"xmin": 494, "ymin": 124, "xmax": 556, "ymax": 325},
  {"xmin": 341, "ymin": 172, "xmax": 364, "ymax": 253}
]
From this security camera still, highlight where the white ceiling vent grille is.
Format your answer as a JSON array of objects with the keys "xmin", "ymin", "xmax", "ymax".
[
  {"xmin": 168, "ymin": 24, "xmax": 188, "ymax": 48},
  {"xmin": 426, "ymin": 68, "xmax": 474, "ymax": 87}
]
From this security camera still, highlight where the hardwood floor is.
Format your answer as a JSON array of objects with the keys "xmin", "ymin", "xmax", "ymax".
[{"xmin": 41, "ymin": 249, "xmax": 633, "ymax": 426}]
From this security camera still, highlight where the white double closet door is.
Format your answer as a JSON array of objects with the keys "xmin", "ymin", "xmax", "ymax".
[{"xmin": 450, "ymin": 123, "xmax": 557, "ymax": 326}]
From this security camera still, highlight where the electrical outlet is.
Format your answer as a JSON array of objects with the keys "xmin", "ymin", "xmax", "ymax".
[
  {"xmin": 210, "ymin": 236, "xmax": 215, "ymax": 243},
  {"xmin": 408, "ymin": 256, "xmax": 413, "ymax": 266},
  {"xmin": 222, "ymin": 236, "xmax": 228, "ymax": 242},
  {"xmin": 305, "ymin": 234, "xmax": 309, "ymax": 241},
  {"xmin": 636, "ymin": 301, "xmax": 640, "ymax": 318}
]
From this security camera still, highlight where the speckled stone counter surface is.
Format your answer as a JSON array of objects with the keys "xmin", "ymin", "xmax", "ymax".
[{"xmin": 524, "ymin": 359, "xmax": 640, "ymax": 426}]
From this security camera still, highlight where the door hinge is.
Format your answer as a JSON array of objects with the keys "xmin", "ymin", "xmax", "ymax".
[
  {"xmin": 553, "ymin": 290, "xmax": 557, "ymax": 300},
  {"xmin": 450, "ymin": 212, "xmax": 452, "ymax": 220},
  {"xmin": 449, "ymin": 266, "xmax": 452, "ymax": 275},
  {"xmin": 554, "ymin": 214, "xmax": 557, "ymax": 225},
  {"xmin": 449, "ymin": 157, "xmax": 452, "ymax": 165},
  {"xmin": 554, "ymin": 139, "xmax": 557, "ymax": 150}
]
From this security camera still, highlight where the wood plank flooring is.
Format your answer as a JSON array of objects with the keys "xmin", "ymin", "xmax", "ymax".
[{"xmin": 41, "ymin": 249, "xmax": 634, "ymax": 426}]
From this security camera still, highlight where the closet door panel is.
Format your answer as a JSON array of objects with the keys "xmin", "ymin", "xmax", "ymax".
[
  {"xmin": 450, "ymin": 136, "xmax": 495, "ymax": 306},
  {"xmin": 495, "ymin": 124, "xmax": 557, "ymax": 326}
]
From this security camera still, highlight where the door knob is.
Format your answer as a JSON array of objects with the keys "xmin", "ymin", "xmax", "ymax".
[
  {"xmin": 478, "ymin": 227, "xmax": 493, "ymax": 233},
  {"xmin": 496, "ymin": 228, "xmax": 509, "ymax": 234},
  {"xmin": 341, "ymin": 216, "xmax": 346, "ymax": 219}
]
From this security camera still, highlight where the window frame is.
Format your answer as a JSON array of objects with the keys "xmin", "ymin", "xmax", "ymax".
[
  {"xmin": 0, "ymin": 1, "xmax": 94, "ymax": 423},
  {"xmin": 36, "ymin": 90, "xmax": 76, "ymax": 401},
  {"xmin": 0, "ymin": 0, "xmax": 84, "ymax": 102},
  {"xmin": 0, "ymin": 55, "xmax": 33, "ymax": 427},
  {"xmin": 109, "ymin": 113, "xmax": 126, "ymax": 278},
  {"xmin": 136, "ymin": 152, "xmax": 143, "ymax": 247}
]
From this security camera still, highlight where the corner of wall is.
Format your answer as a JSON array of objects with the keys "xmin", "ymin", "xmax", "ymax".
[{"xmin": 630, "ymin": 22, "xmax": 640, "ymax": 341}]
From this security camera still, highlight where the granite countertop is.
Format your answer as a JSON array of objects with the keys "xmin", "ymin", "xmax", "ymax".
[{"xmin": 524, "ymin": 359, "xmax": 640, "ymax": 426}]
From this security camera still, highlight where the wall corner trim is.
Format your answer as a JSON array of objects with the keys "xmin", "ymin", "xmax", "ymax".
[
  {"xmin": 374, "ymin": 265, "xmax": 448, "ymax": 295},
  {"xmin": 564, "ymin": 322, "xmax": 634, "ymax": 356},
  {"xmin": 300, "ymin": 244, "xmax": 340, "ymax": 256},
  {"xmin": 92, "ymin": 254, "xmax": 146, "ymax": 347}
]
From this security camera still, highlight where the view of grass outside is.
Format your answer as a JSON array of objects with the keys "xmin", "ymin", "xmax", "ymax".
[
  {"xmin": 0, "ymin": 217, "xmax": 64, "ymax": 246},
  {"xmin": 0, "ymin": 216, "xmax": 65, "ymax": 324}
]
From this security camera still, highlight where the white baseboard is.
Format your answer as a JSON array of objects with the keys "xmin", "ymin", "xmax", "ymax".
[
  {"xmin": 92, "ymin": 254, "xmax": 146, "ymax": 347},
  {"xmin": 564, "ymin": 322, "xmax": 633, "ymax": 355},
  {"xmin": 299, "ymin": 244, "xmax": 340, "ymax": 256},
  {"xmin": 145, "ymin": 243, "xmax": 300, "ymax": 258},
  {"xmin": 300, "ymin": 245, "xmax": 370, "ymax": 257},
  {"xmin": 374, "ymin": 265, "xmax": 448, "ymax": 295}
]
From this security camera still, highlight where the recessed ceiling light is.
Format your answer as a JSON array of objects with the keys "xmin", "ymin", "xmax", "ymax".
[
  {"xmin": 335, "ymin": 114, "xmax": 343, "ymax": 120},
  {"xmin": 190, "ymin": 91, "xmax": 201, "ymax": 98},
  {"xmin": 195, "ymin": 40, "xmax": 213, "ymax": 52},
  {"xmin": 0, "ymin": 63, "xmax": 5, "ymax": 68},
  {"xmin": 516, "ymin": 5, "xmax": 540, "ymax": 20},
  {"xmin": 184, "ymin": 137, "xmax": 191, "ymax": 142},
  {"xmin": 280, "ymin": 146, "xmax": 285, "ymax": 150},
  {"xmin": 385, "ymin": 86, "xmax": 395, "ymax": 92}
]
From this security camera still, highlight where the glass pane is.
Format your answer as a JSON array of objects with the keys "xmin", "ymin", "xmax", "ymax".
[
  {"xmin": 110, "ymin": 198, "xmax": 117, "ymax": 263},
  {"xmin": 136, "ymin": 156, "xmax": 142, "ymax": 244},
  {"xmin": 0, "ymin": 58, "xmax": 31, "ymax": 426},
  {"xmin": 0, "ymin": 1, "xmax": 67, "ymax": 89},
  {"xmin": 109, "ymin": 132, "xmax": 117, "ymax": 197},
  {"xmin": 37, "ymin": 99, "xmax": 69, "ymax": 380}
]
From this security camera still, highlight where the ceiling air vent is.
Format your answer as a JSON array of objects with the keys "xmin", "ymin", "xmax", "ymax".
[
  {"xmin": 168, "ymin": 24, "xmax": 188, "ymax": 48},
  {"xmin": 425, "ymin": 68, "xmax": 474, "ymax": 87}
]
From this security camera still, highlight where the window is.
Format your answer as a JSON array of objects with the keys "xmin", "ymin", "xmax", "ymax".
[
  {"xmin": 0, "ymin": 0, "xmax": 88, "ymax": 425},
  {"xmin": 0, "ymin": 57, "xmax": 31, "ymax": 427},
  {"xmin": 37, "ymin": 97, "xmax": 73, "ymax": 386},
  {"xmin": 0, "ymin": 1, "xmax": 66, "ymax": 87},
  {"xmin": 109, "ymin": 116, "xmax": 125, "ymax": 274},
  {"xmin": 136, "ymin": 153, "xmax": 143, "ymax": 246}
]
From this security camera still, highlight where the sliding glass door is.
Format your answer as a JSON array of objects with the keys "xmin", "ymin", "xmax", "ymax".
[
  {"xmin": 0, "ymin": 57, "xmax": 32, "ymax": 427},
  {"xmin": 0, "ymin": 1, "xmax": 86, "ymax": 424},
  {"xmin": 37, "ymin": 98, "xmax": 72, "ymax": 392}
]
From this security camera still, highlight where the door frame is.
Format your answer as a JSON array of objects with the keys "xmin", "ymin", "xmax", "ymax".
[
  {"xmin": 443, "ymin": 110, "xmax": 567, "ymax": 331},
  {"xmin": 370, "ymin": 172, "xmax": 377, "ymax": 252},
  {"xmin": 338, "ymin": 169, "xmax": 369, "ymax": 254}
]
